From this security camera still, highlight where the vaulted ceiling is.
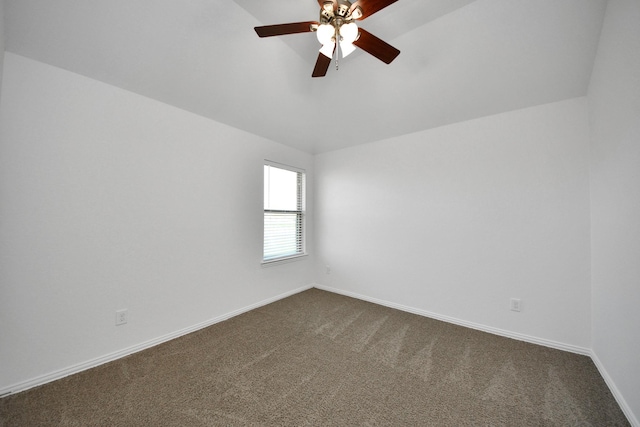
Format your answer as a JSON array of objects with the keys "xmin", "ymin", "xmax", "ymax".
[{"xmin": 3, "ymin": 0, "xmax": 607, "ymax": 153}]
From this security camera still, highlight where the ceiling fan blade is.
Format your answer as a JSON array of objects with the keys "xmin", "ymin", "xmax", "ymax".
[
  {"xmin": 312, "ymin": 52, "xmax": 334, "ymax": 77},
  {"xmin": 353, "ymin": 28, "xmax": 400, "ymax": 64},
  {"xmin": 254, "ymin": 21, "xmax": 317, "ymax": 38},
  {"xmin": 350, "ymin": 0, "xmax": 398, "ymax": 20}
]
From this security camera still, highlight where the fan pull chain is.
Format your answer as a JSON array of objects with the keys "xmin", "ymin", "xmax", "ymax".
[{"xmin": 335, "ymin": 28, "xmax": 340, "ymax": 71}]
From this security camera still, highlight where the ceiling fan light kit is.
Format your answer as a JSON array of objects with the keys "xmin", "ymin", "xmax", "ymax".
[{"xmin": 254, "ymin": 0, "xmax": 400, "ymax": 77}]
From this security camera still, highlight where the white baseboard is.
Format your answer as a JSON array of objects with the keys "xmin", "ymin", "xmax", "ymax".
[
  {"xmin": 0, "ymin": 284, "xmax": 314, "ymax": 398},
  {"xmin": 4, "ymin": 283, "xmax": 635, "ymax": 427},
  {"xmin": 590, "ymin": 351, "xmax": 639, "ymax": 427},
  {"xmin": 314, "ymin": 284, "xmax": 640, "ymax": 425},
  {"xmin": 313, "ymin": 284, "xmax": 591, "ymax": 355}
]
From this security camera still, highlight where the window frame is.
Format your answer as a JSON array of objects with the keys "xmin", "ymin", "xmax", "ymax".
[{"xmin": 262, "ymin": 160, "xmax": 307, "ymax": 265}]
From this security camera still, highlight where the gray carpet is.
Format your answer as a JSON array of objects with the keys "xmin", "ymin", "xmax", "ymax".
[{"xmin": 0, "ymin": 289, "xmax": 629, "ymax": 426}]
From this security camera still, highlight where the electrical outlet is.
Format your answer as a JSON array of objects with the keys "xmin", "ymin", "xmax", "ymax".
[
  {"xmin": 510, "ymin": 298, "xmax": 522, "ymax": 312},
  {"xmin": 326, "ymin": 264, "xmax": 331, "ymax": 274},
  {"xmin": 115, "ymin": 309, "xmax": 128, "ymax": 326}
]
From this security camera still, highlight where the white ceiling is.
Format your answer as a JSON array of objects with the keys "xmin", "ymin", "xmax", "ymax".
[{"xmin": 4, "ymin": 0, "xmax": 607, "ymax": 153}]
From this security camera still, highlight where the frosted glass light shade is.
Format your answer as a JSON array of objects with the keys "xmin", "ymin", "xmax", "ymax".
[
  {"xmin": 340, "ymin": 41, "xmax": 356, "ymax": 57},
  {"xmin": 316, "ymin": 24, "xmax": 334, "ymax": 45},
  {"xmin": 319, "ymin": 42, "xmax": 336, "ymax": 58},
  {"xmin": 340, "ymin": 23, "xmax": 358, "ymax": 43}
]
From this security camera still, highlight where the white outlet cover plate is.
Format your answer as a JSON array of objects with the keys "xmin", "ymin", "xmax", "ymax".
[{"xmin": 115, "ymin": 309, "xmax": 128, "ymax": 325}]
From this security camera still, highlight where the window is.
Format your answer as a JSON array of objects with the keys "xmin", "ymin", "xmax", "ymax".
[{"xmin": 263, "ymin": 162, "xmax": 306, "ymax": 263}]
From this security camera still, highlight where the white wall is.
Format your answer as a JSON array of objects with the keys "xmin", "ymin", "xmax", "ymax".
[
  {"xmin": 588, "ymin": 0, "xmax": 640, "ymax": 424},
  {"xmin": 0, "ymin": 53, "xmax": 314, "ymax": 392},
  {"xmin": 1, "ymin": 0, "xmax": 5, "ymax": 99},
  {"xmin": 315, "ymin": 97, "xmax": 592, "ymax": 350}
]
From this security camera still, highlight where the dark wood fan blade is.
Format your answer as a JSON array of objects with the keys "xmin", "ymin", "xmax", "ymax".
[
  {"xmin": 312, "ymin": 52, "xmax": 333, "ymax": 77},
  {"xmin": 353, "ymin": 28, "xmax": 400, "ymax": 64},
  {"xmin": 311, "ymin": 48, "xmax": 336, "ymax": 77},
  {"xmin": 350, "ymin": 0, "xmax": 398, "ymax": 19},
  {"xmin": 254, "ymin": 21, "xmax": 317, "ymax": 37}
]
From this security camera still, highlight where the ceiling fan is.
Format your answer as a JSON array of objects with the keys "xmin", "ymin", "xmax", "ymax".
[{"xmin": 254, "ymin": 0, "xmax": 400, "ymax": 77}]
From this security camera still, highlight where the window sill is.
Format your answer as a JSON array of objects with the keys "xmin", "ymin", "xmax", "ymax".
[{"xmin": 261, "ymin": 254, "xmax": 308, "ymax": 268}]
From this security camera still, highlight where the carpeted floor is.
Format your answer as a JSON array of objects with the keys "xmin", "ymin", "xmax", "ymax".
[{"xmin": 0, "ymin": 288, "xmax": 630, "ymax": 426}]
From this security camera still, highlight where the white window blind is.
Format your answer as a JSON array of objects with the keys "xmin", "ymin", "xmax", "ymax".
[{"xmin": 263, "ymin": 162, "xmax": 306, "ymax": 262}]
